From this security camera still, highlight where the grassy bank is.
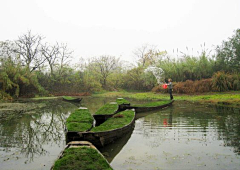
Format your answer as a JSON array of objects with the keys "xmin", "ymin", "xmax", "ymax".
[{"xmin": 93, "ymin": 91, "xmax": 240, "ymax": 108}]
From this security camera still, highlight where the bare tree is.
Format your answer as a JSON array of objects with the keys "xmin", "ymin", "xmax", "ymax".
[
  {"xmin": 133, "ymin": 44, "xmax": 168, "ymax": 66},
  {"xmin": 92, "ymin": 55, "xmax": 119, "ymax": 88},
  {"xmin": 57, "ymin": 43, "xmax": 73, "ymax": 76},
  {"xmin": 14, "ymin": 31, "xmax": 45, "ymax": 72},
  {"xmin": 41, "ymin": 43, "xmax": 60, "ymax": 76},
  {"xmin": 0, "ymin": 40, "xmax": 20, "ymax": 63}
]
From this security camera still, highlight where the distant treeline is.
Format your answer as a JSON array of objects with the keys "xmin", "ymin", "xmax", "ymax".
[{"xmin": 0, "ymin": 29, "xmax": 239, "ymax": 99}]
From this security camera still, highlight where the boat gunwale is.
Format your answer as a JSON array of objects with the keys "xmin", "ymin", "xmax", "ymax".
[{"xmin": 78, "ymin": 109, "xmax": 136, "ymax": 134}]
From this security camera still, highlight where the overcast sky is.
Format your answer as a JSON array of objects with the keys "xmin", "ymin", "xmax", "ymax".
[{"xmin": 1, "ymin": 0, "xmax": 240, "ymax": 63}]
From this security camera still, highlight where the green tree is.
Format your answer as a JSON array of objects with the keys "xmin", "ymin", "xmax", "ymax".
[{"xmin": 216, "ymin": 29, "xmax": 240, "ymax": 72}]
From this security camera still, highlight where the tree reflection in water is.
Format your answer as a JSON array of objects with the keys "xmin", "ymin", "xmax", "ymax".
[{"xmin": 0, "ymin": 100, "xmax": 78, "ymax": 163}]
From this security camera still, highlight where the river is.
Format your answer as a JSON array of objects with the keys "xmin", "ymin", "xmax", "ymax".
[{"xmin": 0, "ymin": 97, "xmax": 240, "ymax": 170}]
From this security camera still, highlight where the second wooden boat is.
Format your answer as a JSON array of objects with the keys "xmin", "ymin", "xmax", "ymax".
[
  {"xmin": 66, "ymin": 109, "xmax": 136, "ymax": 147},
  {"xmin": 62, "ymin": 96, "xmax": 82, "ymax": 103}
]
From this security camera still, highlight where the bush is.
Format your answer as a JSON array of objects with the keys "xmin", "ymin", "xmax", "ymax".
[
  {"xmin": 212, "ymin": 72, "xmax": 232, "ymax": 92},
  {"xmin": 153, "ymin": 79, "xmax": 212, "ymax": 94}
]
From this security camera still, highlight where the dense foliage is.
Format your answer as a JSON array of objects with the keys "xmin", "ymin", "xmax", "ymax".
[{"xmin": 0, "ymin": 29, "xmax": 239, "ymax": 99}]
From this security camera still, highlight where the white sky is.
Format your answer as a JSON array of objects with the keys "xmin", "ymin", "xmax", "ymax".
[{"xmin": 1, "ymin": 0, "xmax": 240, "ymax": 63}]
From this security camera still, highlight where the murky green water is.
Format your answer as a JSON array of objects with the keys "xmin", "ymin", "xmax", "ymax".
[{"xmin": 0, "ymin": 98, "xmax": 240, "ymax": 170}]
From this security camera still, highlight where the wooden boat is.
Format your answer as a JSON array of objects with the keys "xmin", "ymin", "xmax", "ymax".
[
  {"xmin": 66, "ymin": 109, "xmax": 136, "ymax": 147},
  {"xmin": 116, "ymin": 98, "xmax": 130, "ymax": 111},
  {"xmin": 51, "ymin": 141, "xmax": 113, "ymax": 170},
  {"xmin": 93, "ymin": 102, "xmax": 119, "ymax": 126},
  {"xmin": 62, "ymin": 96, "xmax": 82, "ymax": 103},
  {"xmin": 66, "ymin": 107, "xmax": 94, "ymax": 140},
  {"xmin": 125, "ymin": 100, "xmax": 174, "ymax": 113}
]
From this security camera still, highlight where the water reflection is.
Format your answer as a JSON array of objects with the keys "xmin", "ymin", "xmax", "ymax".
[
  {"xmin": 0, "ymin": 98, "xmax": 240, "ymax": 170},
  {"xmin": 111, "ymin": 101, "xmax": 240, "ymax": 170},
  {"xmin": 0, "ymin": 100, "xmax": 77, "ymax": 169}
]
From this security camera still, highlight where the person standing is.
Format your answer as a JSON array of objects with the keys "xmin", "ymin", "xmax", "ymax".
[{"xmin": 167, "ymin": 78, "xmax": 173, "ymax": 100}]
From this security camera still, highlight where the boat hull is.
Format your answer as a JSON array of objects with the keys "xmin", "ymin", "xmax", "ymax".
[
  {"xmin": 66, "ymin": 110, "xmax": 136, "ymax": 147},
  {"xmin": 125, "ymin": 100, "xmax": 174, "ymax": 113},
  {"xmin": 63, "ymin": 97, "xmax": 82, "ymax": 103}
]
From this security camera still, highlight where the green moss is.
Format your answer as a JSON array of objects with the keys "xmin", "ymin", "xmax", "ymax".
[
  {"xmin": 63, "ymin": 96, "xmax": 78, "ymax": 100},
  {"xmin": 132, "ymin": 100, "xmax": 172, "ymax": 107},
  {"xmin": 53, "ymin": 147, "xmax": 113, "ymax": 170},
  {"xmin": 116, "ymin": 98, "xmax": 130, "ymax": 105},
  {"xmin": 91, "ymin": 110, "xmax": 135, "ymax": 132},
  {"xmin": 66, "ymin": 108, "xmax": 93, "ymax": 132},
  {"xmin": 95, "ymin": 102, "xmax": 118, "ymax": 115},
  {"xmin": 66, "ymin": 109, "xmax": 93, "ymax": 123},
  {"xmin": 66, "ymin": 122, "xmax": 92, "ymax": 132}
]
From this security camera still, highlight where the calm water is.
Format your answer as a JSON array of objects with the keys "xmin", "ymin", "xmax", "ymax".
[{"xmin": 0, "ymin": 98, "xmax": 240, "ymax": 170}]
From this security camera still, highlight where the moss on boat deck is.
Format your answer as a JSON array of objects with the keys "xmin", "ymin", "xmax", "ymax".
[
  {"xmin": 116, "ymin": 98, "xmax": 130, "ymax": 105},
  {"xmin": 66, "ymin": 107, "xmax": 94, "ymax": 132},
  {"xmin": 94, "ymin": 102, "xmax": 118, "ymax": 115},
  {"xmin": 132, "ymin": 100, "xmax": 172, "ymax": 107},
  {"xmin": 52, "ymin": 146, "xmax": 112, "ymax": 170},
  {"xmin": 91, "ymin": 109, "xmax": 135, "ymax": 132}
]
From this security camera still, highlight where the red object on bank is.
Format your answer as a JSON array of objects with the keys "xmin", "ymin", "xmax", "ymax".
[{"xmin": 162, "ymin": 84, "xmax": 167, "ymax": 89}]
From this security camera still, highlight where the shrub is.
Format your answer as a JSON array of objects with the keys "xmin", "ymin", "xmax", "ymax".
[{"xmin": 212, "ymin": 72, "xmax": 232, "ymax": 92}]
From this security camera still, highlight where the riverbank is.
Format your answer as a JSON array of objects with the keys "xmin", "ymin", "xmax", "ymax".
[{"xmin": 93, "ymin": 91, "xmax": 240, "ymax": 108}]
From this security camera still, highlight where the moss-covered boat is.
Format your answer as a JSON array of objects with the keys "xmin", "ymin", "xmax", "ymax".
[
  {"xmin": 93, "ymin": 102, "xmax": 119, "ymax": 126},
  {"xmin": 67, "ymin": 109, "xmax": 136, "ymax": 147},
  {"xmin": 116, "ymin": 98, "xmax": 130, "ymax": 111},
  {"xmin": 62, "ymin": 96, "xmax": 82, "ymax": 103},
  {"xmin": 126, "ymin": 100, "xmax": 174, "ymax": 113},
  {"xmin": 51, "ymin": 141, "xmax": 113, "ymax": 170},
  {"xmin": 66, "ymin": 107, "xmax": 94, "ymax": 142}
]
